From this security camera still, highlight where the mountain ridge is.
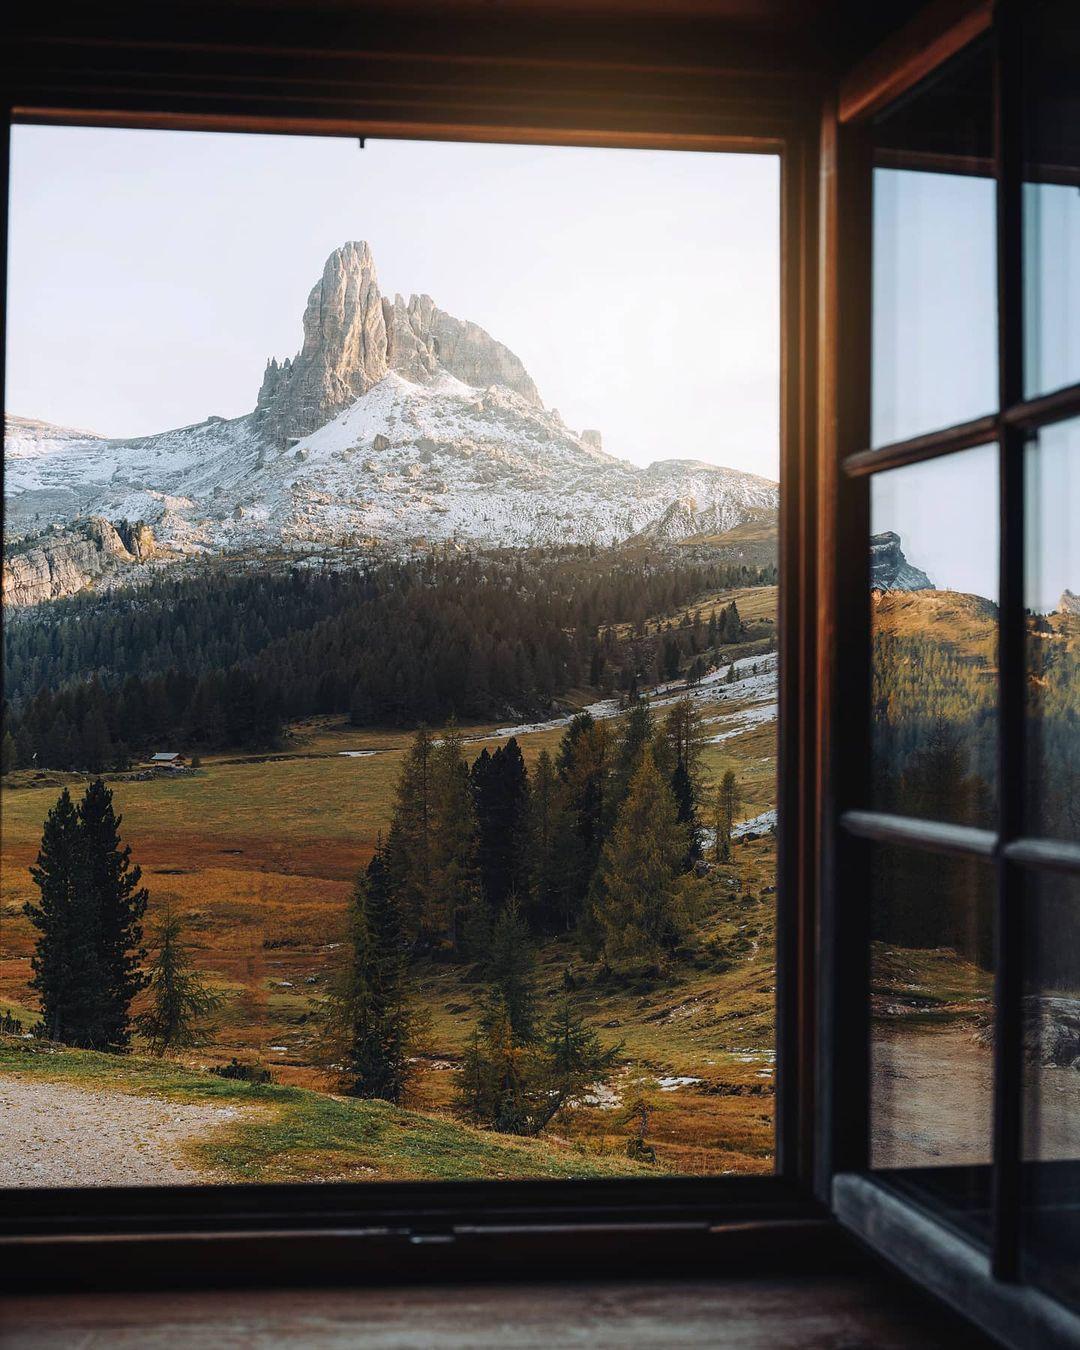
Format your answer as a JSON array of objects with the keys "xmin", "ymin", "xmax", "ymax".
[{"xmin": 4, "ymin": 239, "xmax": 780, "ymax": 601}]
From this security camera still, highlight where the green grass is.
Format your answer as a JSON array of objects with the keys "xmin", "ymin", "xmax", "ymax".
[{"xmin": 0, "ymin": 1036, "xmax": 662, "ymax": 1182}]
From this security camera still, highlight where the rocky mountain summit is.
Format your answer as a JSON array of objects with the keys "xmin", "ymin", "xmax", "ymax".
[
  {"xmin": 4, "ymin": 240, "xmax": 778, "ymax": 602},
  {"xmin": 870, "ymin": 531, "xmax": 934, "ymax": 591}
]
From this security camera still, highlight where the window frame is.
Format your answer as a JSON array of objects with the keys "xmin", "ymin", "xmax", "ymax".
[
  {"xmin": 821, "ymin": 1, "xmax": 1080, "ymax": 1342},
  {"xmin": 0, "ymin": 10, "xmax": 825, "ymax": 1283}
]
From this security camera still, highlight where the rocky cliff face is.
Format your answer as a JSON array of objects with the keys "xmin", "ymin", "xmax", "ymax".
[
  {"xmin": 255, "ymin": 242, "xmax": 540, "ymax": 447},
  {"xmin": 254, "ymin": 241, "xmax": 389, "ymax": 446},
  {"xmin": 2, "ymin": 517, "xmax": 157, "ymax": 607},
  {"xmin": 870, "ymin": 531, "xmax": 934, "ymax": 591}
]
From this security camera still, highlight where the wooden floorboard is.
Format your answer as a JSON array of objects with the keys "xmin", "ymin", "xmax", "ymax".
[{"xmin": 0, "ymin": 1274, "xmax": 996, "ymax": 1348}]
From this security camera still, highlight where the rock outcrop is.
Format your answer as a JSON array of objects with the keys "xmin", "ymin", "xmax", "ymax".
[
  {"xmin": 870, "ymin": 531, "xmax": 934, "ymax": 591},
  {"xmin": 1058, "ymin": 588, "xmax": 1080, "ymax": 617},
  {"xmin": 255, "ymin": 242, "xmax": 539, "ymax": 447},
  {"xmin": 2, "ymin": 517, "xmax": 157, "ymax": 606}
]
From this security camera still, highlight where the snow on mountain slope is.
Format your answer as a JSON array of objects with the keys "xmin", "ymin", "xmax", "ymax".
[{"xmin": 4, "ymin": 240, "xmax": 779, "ymax": 563}]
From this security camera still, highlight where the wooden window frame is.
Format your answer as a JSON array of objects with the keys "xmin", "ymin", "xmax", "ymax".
[
  {"xmin": 0, "ymin": 9, "xmax": 827, "ymax": 1289},
  {"xmin": 820, "ymin": 2, "xmax": 1080, "ymax": 1345}
]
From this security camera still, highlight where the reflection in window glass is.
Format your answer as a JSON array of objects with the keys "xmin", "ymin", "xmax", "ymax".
[
  {"xmin": 1025, "ymin": 419, "xmax": 1080, "ymax": 841},
  {"xmin": 870, "ymin": 446, "xmax": 998, "ymax": 829},
  {"xmin": 1022, "ymin": 870, "xmax": 1080, "ymax": 1312},
  {"xmin": 1023, "ymin": 0, "xmax": 1080, "ymax": 399},
  {"xmin": 1024, "ymin": 184, "xmax": 1080, "ymax": 400},
  {"xmin": 870, "ymin": 843, "xmax": 995, "ymax": 1239},
  {"xmin": 870, "ymin": 37, "xmax": 997, "ymax": 447},
  {"xmin": 1, "ymin": 127, "xmax": 783, "ymax": 1186}
]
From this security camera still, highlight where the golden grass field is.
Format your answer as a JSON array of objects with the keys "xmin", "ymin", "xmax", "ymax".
[{"xmin": 0, "ymin": 588, "xmax": 780, "ymax": 1181}]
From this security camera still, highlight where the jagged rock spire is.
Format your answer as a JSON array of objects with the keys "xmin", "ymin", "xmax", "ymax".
[{"xmin": 255, "ymin": 240, "xmax": 541, "ymax": 447}]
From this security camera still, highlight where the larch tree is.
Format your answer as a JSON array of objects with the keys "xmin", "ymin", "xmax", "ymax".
[
  {"xmin": 429, "ymin": 720, "xmax": 479, "ymax": 950},
  {"xmin": 384, "ymin": 725, "xmax": 436, "ymax": 944},
  {"xmin": 137, "ymin": 906, "xmax": 223, "ymax": 1055},
  {"xmin": 595, "ymin": 749, "xmax": 702, "ymax": 975},
  {"xmin": 714, "ymin": 770, "xmax": 741, "ymax": 863}
]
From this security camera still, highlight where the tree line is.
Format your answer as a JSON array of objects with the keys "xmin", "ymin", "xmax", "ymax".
[{"xmin": 3, "ymin": 549, "xmax": 774, "ymax": 771}]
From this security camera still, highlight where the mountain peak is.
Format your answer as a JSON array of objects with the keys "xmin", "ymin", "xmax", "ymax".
[
  {"xmin": 1059, "ymin": 588, "xmax": 1080, "ymax": 616},
  {"xmin": 870, "ymin": 530, "xmax": 934, "ymax": 591},
  {"xmin": 254, "ymin": 240, "xmax": 540, "ymax": 447}
]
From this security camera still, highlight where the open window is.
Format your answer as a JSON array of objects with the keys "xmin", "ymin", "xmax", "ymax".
[
  {"xmin": 0, "ymin": 17, "xmax": 825, "ymax": 1273},
  {"xmin": 822, "ymin": 0, "xmax": 1080, "ymax": 1336}
]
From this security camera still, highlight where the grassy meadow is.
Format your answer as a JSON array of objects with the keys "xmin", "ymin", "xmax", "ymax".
[{"xmin": 1, "ymin": 585, "xmax": 780, "ymax": 1180}]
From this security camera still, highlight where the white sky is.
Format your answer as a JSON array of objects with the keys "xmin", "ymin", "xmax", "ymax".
[{"xmin": 6, "ymin": 126, "xmax": 781, "ymax": 478}]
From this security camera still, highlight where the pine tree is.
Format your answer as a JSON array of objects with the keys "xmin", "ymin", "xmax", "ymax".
[
  {"xmin": 595, "ymin": 750, "xmax": 702, "ymax": 974},
  {"xmin": 318, "ymin": 847, "xmax": 424, "ymax": 1100},
  {"xmin": 77, "ymin": 778, "xmax": 149, "ymax": 1050},
  {"xmin": 24, "ymin": 789, "xmax": 103, "ymax": 1046},
  {"xmin": 137, "ymin": 907, "xmax": 223, "ymax": 1054}
]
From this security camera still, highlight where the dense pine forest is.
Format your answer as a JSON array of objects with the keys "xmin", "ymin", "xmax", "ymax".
[{"xmin": 2, "ymin": 548, "xmax": 775, "ymax": 771}]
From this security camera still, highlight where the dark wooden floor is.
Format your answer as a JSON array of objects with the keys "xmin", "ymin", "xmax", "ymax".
[{"xmin": 0, "ymin": 1274, "xmax": 996, "ymax": 1348}]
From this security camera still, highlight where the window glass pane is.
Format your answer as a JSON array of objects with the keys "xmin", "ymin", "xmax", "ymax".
[
  {"xmin": 1025, "ymin": 418, "xmax": 1080, "ymax": 840},
  {"xmin": 1023, "ymin": 0, "xmax": 1080, "ymax": 400},
  {"xmin": 1, "ymin": 127, "xmax": 783, "ymax": 1185},
  {"xmin": 1022, "ymin": 869, "xmax": 1080, "ymax": 1312},
  {"xmin": 870, "ymin": 446, "xmax": 998, "ymax": 829},
  {"xmin": 870, "ymin": 842, "xmax": 995, "ymax": 1241},
  {"xmin": 871, "ymin": 37, "xmax": 997, "ymax": 448}
]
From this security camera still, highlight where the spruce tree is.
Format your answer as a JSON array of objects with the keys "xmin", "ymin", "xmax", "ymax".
[
  {"xmin": 471, "ymin": 738, "xmax": 529, "ymax": 915},
  {"xmin": 482, "ymin": 900, "xmax": 537, "ymax": 1044},
  {"xmin": 78, "ymin": 778, "xmax": 149, "ymax": 1050},
  {"xmin": 319, "ymin": 847, "xmax": 423, "ymax": 1100},
  {"xmin": 25, "ymin": 789, "xmax": 102, "ymax": 1046},
  {"xmin": 137, "ymin": 907, "xmax": 223, "ymax": 1054}
]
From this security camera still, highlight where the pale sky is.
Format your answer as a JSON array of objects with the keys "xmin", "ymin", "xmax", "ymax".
[{"xmin": 6, "ymin": 126, "xmax": 781, "ymax": 477}]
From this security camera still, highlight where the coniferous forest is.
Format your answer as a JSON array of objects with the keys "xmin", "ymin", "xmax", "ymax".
[{"xmin": 1, "ymin": 548, "xmax": 775, "ymax": 771}]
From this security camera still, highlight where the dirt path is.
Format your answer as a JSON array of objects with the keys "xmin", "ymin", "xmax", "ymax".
[
  {"xmin": 0, "ymin": 1076, "xmax": 242, "ymax": 1187},
  {"xmin": 871, "ymin": 1025, "xmax": 1080, "ymax": 1169}
]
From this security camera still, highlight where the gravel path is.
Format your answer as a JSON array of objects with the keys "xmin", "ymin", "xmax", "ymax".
[{"xmin": 0, "ymin": 1076, "xmax": 243, "ymax": 1187}]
